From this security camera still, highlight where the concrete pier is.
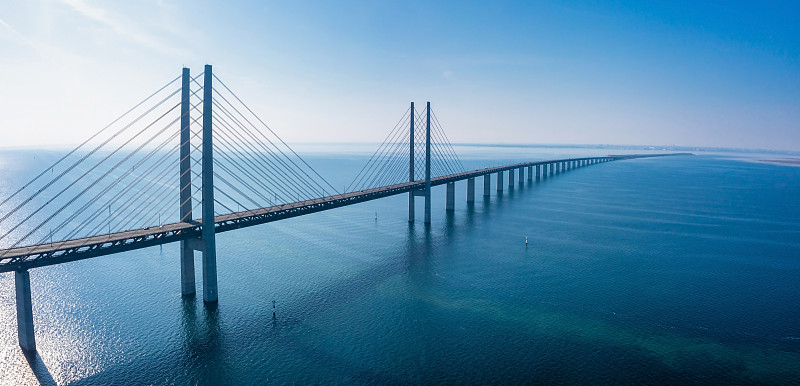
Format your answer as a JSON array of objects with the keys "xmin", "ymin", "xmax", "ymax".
[
  {"xmin": 201, "ymin": 65, "xmax": 218, "ymax": 303},
  {"xmin": 508, "ymin": 169, "xmax": 514, "ymax": 188},
  {"xmin": 518, "ymin": 167, "xmax": 524, "ymax": 184},
  {"xmin": 497, "ymin": 171, "xmax": 504, "ymax": 192},
  {"xmin": 535, "ymin": 165, "xmax": 540, "ymax": 180},
  {"xmin": 15, "ymin": 270, "xmax": 35, "ymax": 352},
  {"xmin": 179, "ymin": 68, "xmax": 195, "ymax": 296},
  {"xmin": 484, "ymin": 174, "xmax": 491, "ymax": 197},
  {"xmin": 467, "ymin": 177, "xmax": 475, "ymax": 203},
  {"xmin": 424, "ymin": 102, "xmax": 431, "ymax": 224},
  {"xmin": 527, "ymin": 166, "xmax": 533, "ymax": 181},
  {"xmin": 446, "ymin": 182, "xmax": 455, "ymax": 211},
  {"xmin": 408, "ymin": 102, "xmax": 415, "ymax": 222}
]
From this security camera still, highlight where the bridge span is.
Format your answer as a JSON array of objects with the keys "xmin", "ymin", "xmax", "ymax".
[
  {"xmin": 0, "ymin": 155, "xmax": 663, "ymax": 273},
  {"xmin": 0, "ymin": 64, "xmax": 690, "ymax": 353}
]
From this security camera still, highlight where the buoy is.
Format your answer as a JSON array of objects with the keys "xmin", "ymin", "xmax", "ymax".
[{"xmin": 525, "ymin": 236, "xmax": 528, "ymax": 246}]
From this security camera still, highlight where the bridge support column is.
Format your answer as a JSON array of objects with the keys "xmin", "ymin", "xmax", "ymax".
[
  {"xmin": 408, "ymin": 192, "xmax": 415, "ymax": 221},
  {"xmin": 518, "ymin": 167, "xmax": 524, "ymax": 184},
  {"xmin": 201, "ymin": 64, "xmax": 218, "ymax": 303},
  {"xmin": 508, "ymin": 169, "xmax": 514, "ymax": 188},
  {"xmin": 446, "ymin": 182, "xmax": 455, "ymax": 211},
  {"xmin": 483, "ymin": 174, "xmax": 491, "ymax": 197},
  {"xmin": 424, "ymin": 102, "xmax": 431, "ymax": 224},
  {"xmin": 527, "ymin": 166, "xmax": 533, "ymax": 181},
  {"xmin": 497, "ymin": 171, "xmax": 504, "ymax": 192},
  {"xmin": 408, "ymin": 102, "xmax": 415, "ymax": 222},
  {"xmin": 179, "ymin": 67, "xmax": 196, "ymax": 296},
  {"xmin": 15, "ymin": 270, "xmax": 35, "ymax": 352},
  {"xmin": 535, "ymin": 165, "xmax": 540, "ymax": 180},
  {"xmin": 467, "ymin": 177, "xmax": 475, "ymax": 203}
]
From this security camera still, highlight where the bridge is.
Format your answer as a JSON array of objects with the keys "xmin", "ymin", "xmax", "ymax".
[{"xmin": 0, "ymin": 65, "xmax": 686, "ymax": 353}]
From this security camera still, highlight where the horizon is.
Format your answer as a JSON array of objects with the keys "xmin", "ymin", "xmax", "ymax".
[{"xmin": 2, "ymin": 140, "xmax": 798, "ymax": 157}]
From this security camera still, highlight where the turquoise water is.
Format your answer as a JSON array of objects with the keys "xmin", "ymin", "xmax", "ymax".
[{"xmin": 1, "ymin": 149, "xmax": 799, "ymax": 384}]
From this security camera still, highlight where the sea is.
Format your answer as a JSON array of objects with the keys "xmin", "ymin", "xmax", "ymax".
[{"xmin": 1, "ymin": 145, "xmax": 799, "ymax": 384}]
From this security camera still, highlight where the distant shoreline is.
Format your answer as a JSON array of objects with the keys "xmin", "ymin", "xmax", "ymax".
[
  {"xmin": 751, "ymin": 158, "xmax": 800, "ymax": 167},
  {"xmin": 741, "ymin": 158, "xmax": 800, "ymax": 167}
]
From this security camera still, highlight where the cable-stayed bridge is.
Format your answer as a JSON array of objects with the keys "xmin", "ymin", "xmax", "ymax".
[{"xmin": 0, "ymin": 65, "xmax": 685, "ymax": 353}]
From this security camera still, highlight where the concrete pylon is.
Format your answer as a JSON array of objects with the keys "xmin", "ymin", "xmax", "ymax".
[
  {"xmin": 408, "ymin": 102, "xmax": 415, "ymax": 222},
  {"xmin": 424, "ymin": 102, "xmax": 431, "ymax": 224},
  {"xmin": 201, "ymin": 64, "xmax": 218, "ymax": 303},
  {"xmin": 467, "ymin": 177, "xmax": 475, "ymax": 203},
  {"xmin": 15, "ymin": 270, "xmax": 35, "ymax": 352},
  {"xmin": 179, "ymin": 67, "xmax": 195, "ymax": 297}
]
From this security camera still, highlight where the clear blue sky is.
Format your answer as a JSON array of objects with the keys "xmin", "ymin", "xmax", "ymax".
[{"xmin": 1, "ymin": 0, "xmax": 798, "ymax": 150}]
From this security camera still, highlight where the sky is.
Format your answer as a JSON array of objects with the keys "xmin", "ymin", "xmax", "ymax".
[{"xmin": 0, "ymin": 0, "xmax": 798, "ymax": 151}]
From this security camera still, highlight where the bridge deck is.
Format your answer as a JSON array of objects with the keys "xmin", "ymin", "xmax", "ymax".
[{"xmin": 0, "ymin": 154, "xmax": 688, "ymax": 272}]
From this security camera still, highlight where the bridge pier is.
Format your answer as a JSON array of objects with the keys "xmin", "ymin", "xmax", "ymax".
[
  {"xmin": 15, "ymin": 269, "xmax": 36, "ymax": 352},
  {"xmin": 497, "ymin": 171, "xmax": 504, "ymax": 192},
  {"xmin": 408, "ymin": 102, "xmax": 415, "ymax": 222},
  {"xmin": 508, "ymin": 169, "xmax": 514, "ymax": 188},
  {"xmin": 201, "ymin": 65, "xmax": 218, "ymax": 303},
  {"xmin": 484, "ymin": 174, "xmax": 491, "ymax": 197},
  {"xmin": 467, "ymin": 177, "xmax": 475, "ymax": 203},
  {"xmin": 535, "ymin": 164, "xmax": 540, "ymax": 180},
  {"xmin": 527, "ymin": 166, "xmax": 532, "ymax": 181},
  {"xmin": 446, "ymin": 182, "xmax": 455, "ymax": 211},
  {"xmin": 408, "ymin": 191, "xmax": 415, "ymax": 221},
  {"xmin": 518, "ymin": 167, "xmax": 524, "ymax": 184},
  {"xmin": 179, "ymin": 67, "xmax": 196, "ymax": 297}
]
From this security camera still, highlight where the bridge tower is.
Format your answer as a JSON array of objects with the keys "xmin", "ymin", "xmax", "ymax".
[
  {"xmin": 408, "ymin": 102, "xmax": 415, "ymax": 222},
  {"xmin": 179, "ymin": 65, "xmax": 218, "ymax": 303},
  {"xmin": 179, "ymin": 68, "xmax": 195, "ymax": 296},
  {"xmin": 200, "ymin": 65, "xmax": 219, "ymax": 303},
  {"xmin": 408, "ymin": 102, "xmax": 432, "ymax": 223}
]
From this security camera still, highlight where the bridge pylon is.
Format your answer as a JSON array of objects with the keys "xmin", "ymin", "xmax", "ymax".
[
  {"xmin": 178, "ymin": 65, "xmax": 218, "ymax": 303},
  {"xmin": 179, "ymin": 68, "xmax": 196, "ymax": 297},
  {"xmin": 200, "ymin": 65, "xmax": 218, "ymax": 303},
  {"xmin": 408, "ymin": 102, "xmax": 433, "ymax": 224}
]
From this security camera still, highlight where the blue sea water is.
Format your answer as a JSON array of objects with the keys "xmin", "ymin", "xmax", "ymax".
[{"xmin": 1, "ymin": 147, "xmax": 799, "ymax": 384}]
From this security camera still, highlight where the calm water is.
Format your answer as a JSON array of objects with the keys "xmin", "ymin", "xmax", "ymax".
[{"xmin": 1, "ymin": 148, "xmax": 799, "ymax": 384}]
